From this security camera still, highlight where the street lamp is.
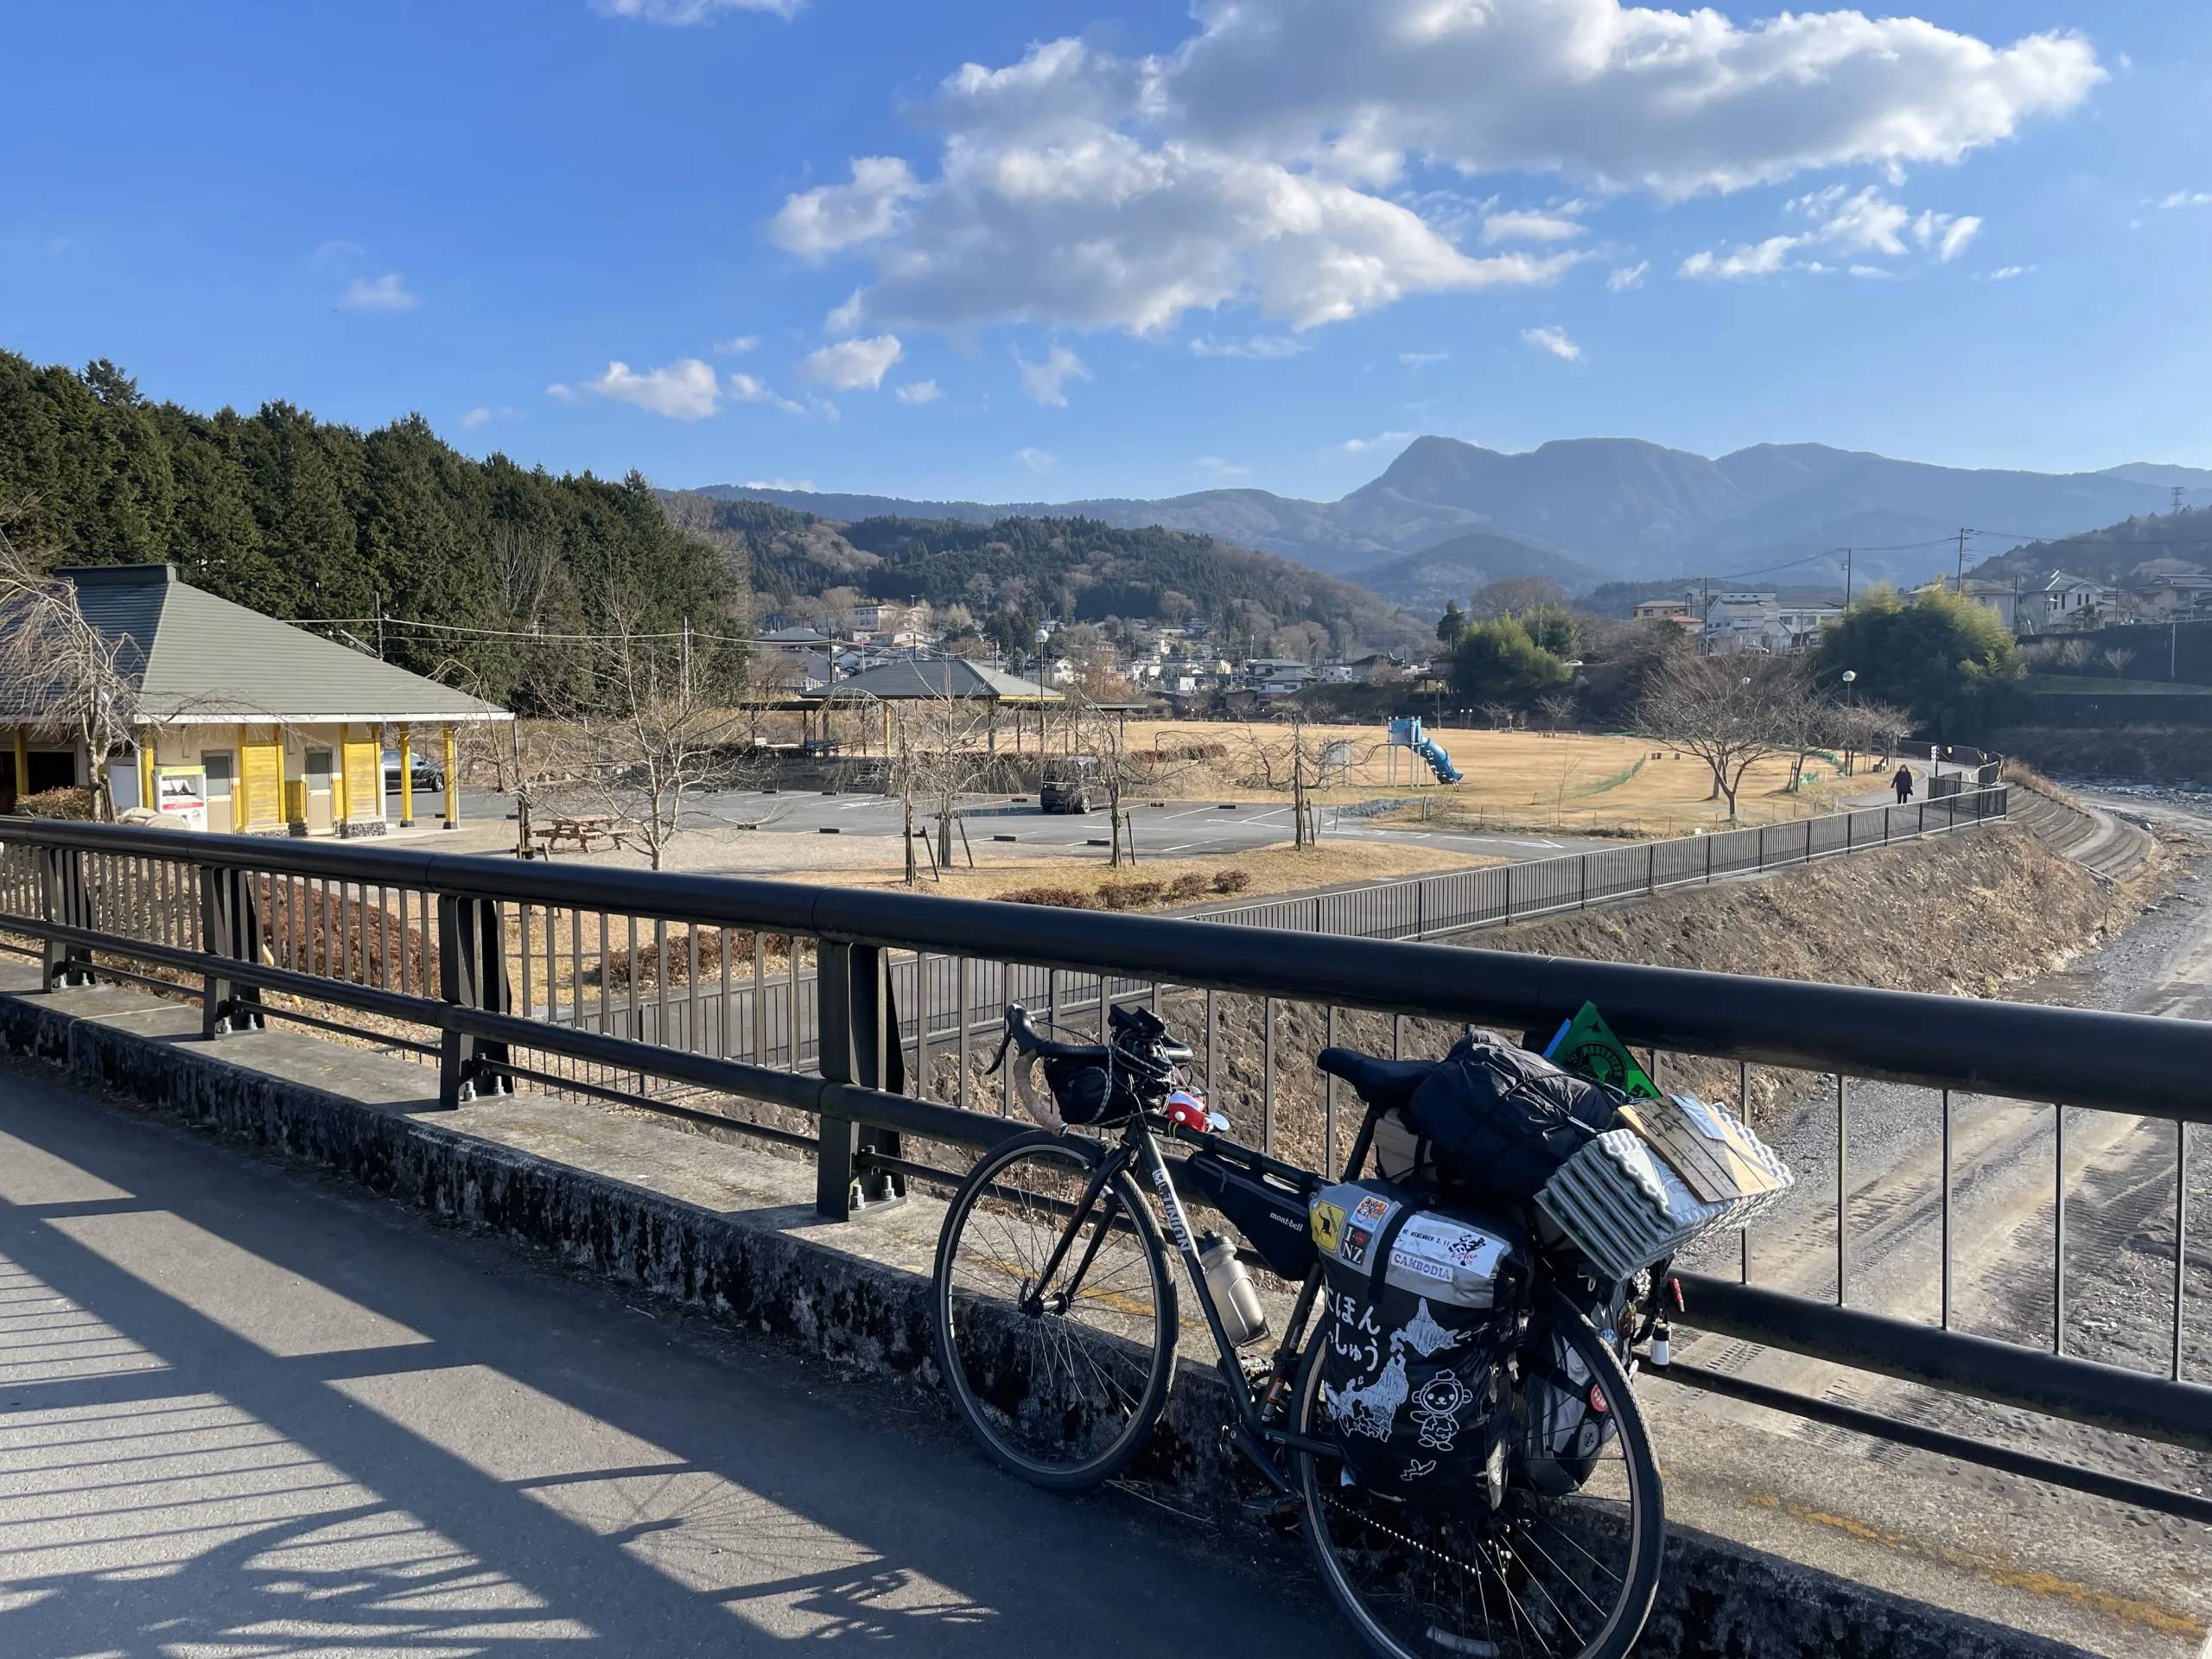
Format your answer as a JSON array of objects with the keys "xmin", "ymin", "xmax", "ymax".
[
  {"xmin": 1840, "ymin": 669, "xmax": 1857, "ymax": 705},
  {"xmin": 1840, "ymin": 671, "xmax": 1859, "ymax": 774}
]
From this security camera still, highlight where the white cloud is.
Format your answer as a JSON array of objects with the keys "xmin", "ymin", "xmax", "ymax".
[
  {"xmin": 770, "ymin": 157, "xmax": 923, "ymax": 258},
  {"xmin": 1398, "ymin": 352, "xmax": 1450, "ymax": 365},
  {"xmin": 894, "ymin": 380, "xmax": 943, "ymax": 404},
  {"xmin": 1522, "ymin": 326, "xmax": 1582, "ymax": 362},
  {"xmin": 590, "ymin": 0, "xmax": 798, "ymax": 23},
  {"xmin": 1015, "ymin": 345, "xmax": 1091, "ymax": 406},
  {"xmin": 1681, "ymin": 235, "xmax": 1802, "ymax": 280},
  {"xmin": 1684, "ymin": 188, "xmax": 1980, "ymax": 278},
  {"xmin": 460, "ymin": 407, "xmax": 493, "ymax": 429},
  {"xmin": 713, "ymin": 334, "xmax": 759, "ymax": 353},
  {"xmin": 795, "ymin": 334, "xmax": 905, "ymax": 391},
  {"xmin": 1198, "ymin": 456, "xmax": 1252, "ymax": 477},
  {"xmin": 1342, "ymin": 430, "xmax": 1414, "ymax": 454},
  {"xmin": 1483, "ymin": 208, "xmax": 1584, "ymax": 245},
  {"xmin": 745, "ymin": 478, "xmax": 816, "ymax": 491},
  {"xmin": 1015, "ymin": 447, "xmax": 1056, "ymax": 473},
  {"xmin": 785, "ymin": 2, "xmax": 2099, "ymax": 338},
  {"xmin": 2158, "ymin": 191, "xmax": 2212, "ymax": 208},
  {"xmin": 340, "ymin": 272, "xmax": 420, "ymax": 312},
  {"xmin": 728, "ymin": 372, "xmax": 806, "ymax": 414},
  {"xmin": 1607, "ymin": 262, "xmax": 1649, "ymax": 291},
  {"xmin": 555, "ymin": 358, "xmax": 721, "ymax": 419},
  {"xmin": 1980, "ymin": 264, "xmax": 2031, "ymax": 280},
  {"xmin": 1189, "ymin": 334, "xmax": 1305, "ymax": 359}
]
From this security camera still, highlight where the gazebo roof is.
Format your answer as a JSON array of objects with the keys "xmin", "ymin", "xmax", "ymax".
[
  {"xmin": 806, "ymin": 658, "xmax": 1061, "ymax": 703},
  {"xmin": 42, "ymin": 564, "xmax": 509, "ymax": 724}
]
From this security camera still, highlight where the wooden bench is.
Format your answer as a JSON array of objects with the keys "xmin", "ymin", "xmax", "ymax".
[{"xmin": 531, "ymin": 815, "xmax": 628, "ymax": 855}]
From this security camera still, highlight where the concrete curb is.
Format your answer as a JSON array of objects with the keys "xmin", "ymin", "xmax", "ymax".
[{"xmin": 0, "ymin": 984, "xmax": 2092, "ymax": 1659}]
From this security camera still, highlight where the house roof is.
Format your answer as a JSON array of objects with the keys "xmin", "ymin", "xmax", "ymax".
[
  {"xmin": 48, "ymin": 563, "xmax": 509, "ymax": 724},
  {"xmin": 804, "ymin": 657, "xmax": 1061, "ymax": 702}
]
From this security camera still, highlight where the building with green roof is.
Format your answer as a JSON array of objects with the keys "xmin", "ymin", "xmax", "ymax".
[{"xmin": 5, "ymin": 564, "xmax": 508, "ymax": 834}]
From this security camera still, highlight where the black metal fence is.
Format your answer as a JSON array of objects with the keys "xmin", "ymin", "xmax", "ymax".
[
  {"xmin": 1195, "ymin": 787, "xmax": 2009, "ymax": 942},
  {"xmin": 0, "ymin": 815, "xmax": 2204, "ymax": 1531}
]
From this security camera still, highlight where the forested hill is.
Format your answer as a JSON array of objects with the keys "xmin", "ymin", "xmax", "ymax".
[
  {"xmin": 661, "ymin": 493, "xmax": 1429, "ymax": 658},
  {"xmin": 1965, "ymin": 504, "xmax": 2212, "ymax": 588},
  {"xmin": 0, "ymin": 351, "xmax": 741, "ymax": 707}
]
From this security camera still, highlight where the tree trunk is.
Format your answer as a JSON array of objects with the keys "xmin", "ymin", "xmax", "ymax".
[{"xmin": 903, "ymin": 794, "xmax": 916, "ymax": 884}]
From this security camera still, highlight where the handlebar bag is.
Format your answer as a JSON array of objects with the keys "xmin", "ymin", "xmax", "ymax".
[
  {"xmin": 1307, "ymin": 1179, "xmax": 1526, "ymax": 1505},
  {"xmin": 1404, "ymin": 1030, "xmax": 1624, "ymax": 1202}
]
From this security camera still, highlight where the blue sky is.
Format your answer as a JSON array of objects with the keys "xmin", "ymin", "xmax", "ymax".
[{"xmin": 5, "ymin": 0, "xmax": 2209, "ymax": 505}]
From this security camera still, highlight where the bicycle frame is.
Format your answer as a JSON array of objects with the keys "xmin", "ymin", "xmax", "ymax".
[{"xmin": 1024, "ymin": 1099, "xmax": 1398, "ymax": 1495}]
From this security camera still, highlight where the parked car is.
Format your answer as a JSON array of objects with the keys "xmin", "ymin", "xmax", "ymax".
[
  {"xmin": 382, "ymin": 750, "xmax": 445, "ymax": 798},
  {"xmin": 1039, "ymin": 756, "xmax": 1097, "ymax": 814}
]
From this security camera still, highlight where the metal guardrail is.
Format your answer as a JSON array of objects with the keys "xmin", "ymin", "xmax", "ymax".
[
  {"xmin": 1194, "ymin": 786, "xmax": 2010, "ymax": 942},
  {"xmin": 0, "ymin": 815, "xmax": 2203, "ymax": 1529}
]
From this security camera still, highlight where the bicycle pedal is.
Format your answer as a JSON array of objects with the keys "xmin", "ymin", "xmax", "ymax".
[{"xmin": 1238, "ymin": 1491, "xmax": 1302, "ymax": 1531}]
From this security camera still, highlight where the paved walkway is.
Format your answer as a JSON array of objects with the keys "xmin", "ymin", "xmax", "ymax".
[{"xmin": 0, "ymin": 1068, "xmax": 1341, "ymax": 1658}]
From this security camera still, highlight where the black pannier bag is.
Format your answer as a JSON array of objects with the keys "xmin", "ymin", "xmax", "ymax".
[
  {"xmin": 1181, "ymin": 1148, "xmax": 1318, "ymax": 1281},
  {"xmin": 1516, "ymin": 1287, "xmax": 1628, "ymax": 1495},
  {"xmin": 1402, "ymin": 1028, "xmax": 1624, "ymax": 1201},
  {"xmin": 1306, "ymin": 1178, "xmax": 1528, "ymax": 1503}
]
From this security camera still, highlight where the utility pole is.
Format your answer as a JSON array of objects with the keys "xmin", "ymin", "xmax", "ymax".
[
  {"xmin": 681, "ymin": 616, "xmax": 693, "ymax": 703},
  {"xmin": 2174, "ymin": 486, "xmax": 2185, "ymax": 517},
  {"xmin": 1955, "ymin": 528, "xmax": 1971, "ymax": 594},
  {"xmin": 1843, "ymin": 549, "xmax": 1853, "ymax": 607}
]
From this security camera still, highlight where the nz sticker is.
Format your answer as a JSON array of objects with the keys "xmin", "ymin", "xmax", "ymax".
[{"xmin": 1341, "ymin": 1224, "xmax": 1374, "ymax": 1267}]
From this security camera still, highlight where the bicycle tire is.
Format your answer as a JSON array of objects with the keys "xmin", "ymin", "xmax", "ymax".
[
  {"xmin": 1294, "ymin": 1285, "xmax": 1665, "ymax": 1659},
  {"xmin": 932, "ymin": 1128, "xmax": 1178, "ymax": 1490}
]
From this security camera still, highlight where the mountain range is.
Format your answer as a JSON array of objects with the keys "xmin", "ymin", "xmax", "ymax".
[{"xmin": 698, "ymin": 439, "xmax": 2212, "ymax": 613}]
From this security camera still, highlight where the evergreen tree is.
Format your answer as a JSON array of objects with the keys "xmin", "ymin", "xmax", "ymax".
[{"xmin": 1815, "ymin": 584, "xmax": 2025, "ymax": 739}]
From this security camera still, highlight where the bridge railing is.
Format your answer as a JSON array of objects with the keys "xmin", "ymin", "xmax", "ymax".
[
  {"xmin": 1193, "ymin": 786, "xmax": 2008, "ymax": 942},
  {"xmin": 0, "ymin": 815, "xmax": 2202, "ymax": 1529}
]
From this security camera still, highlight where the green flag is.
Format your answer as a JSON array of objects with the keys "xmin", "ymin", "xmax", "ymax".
[{"xmin": 1541, "ymin": 1001, "xmax": 1661, "ymax": 1099}]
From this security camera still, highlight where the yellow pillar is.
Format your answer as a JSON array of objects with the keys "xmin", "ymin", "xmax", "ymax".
[
  {"xmin": 398, "ymin": 725, "xmax": 414, "ymax": 828},
  {"xmin": 442, "ymin": 723, "xmax": 457, "ymax": 829},
  {"xmin": 12, "ymin": 726, "xmax": 27, "ymax": 802},
  {"xmin": 330, "ymin": 724, "xmax": 349, "ymax": 826},
  {"xmin": 137, "ymin": 728, "xmax": 156, "ymax": 814}
]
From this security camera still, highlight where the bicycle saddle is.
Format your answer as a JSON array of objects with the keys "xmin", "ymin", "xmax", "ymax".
[{"xmin": 1316, "ymin": 1047, "xmax": 1439, "ymax": 1110}]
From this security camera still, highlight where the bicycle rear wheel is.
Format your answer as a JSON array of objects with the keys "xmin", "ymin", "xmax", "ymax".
[
  {"xmin": 932, "ymin": 1129, "xmax": 1177, "ymax": 1490},
  {"xmin": 1294, "ymin": 1287, "xmax": 1664, "ymax": 1659}
]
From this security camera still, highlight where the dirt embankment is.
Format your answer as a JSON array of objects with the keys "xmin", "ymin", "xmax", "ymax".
[{"xmin": 1189, "ymin": 824, "xmax": 2156, "ymax": 1169}]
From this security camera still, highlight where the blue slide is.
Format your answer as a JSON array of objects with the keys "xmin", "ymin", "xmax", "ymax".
[{"xmin": 1413, "ymin": 735, "xmax": 1463, "ymax": 785}]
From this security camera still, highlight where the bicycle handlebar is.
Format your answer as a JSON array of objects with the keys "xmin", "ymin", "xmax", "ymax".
[{"xmin": 995, "ymin": 1003, "xmax": 1111, "ymax": 1068}]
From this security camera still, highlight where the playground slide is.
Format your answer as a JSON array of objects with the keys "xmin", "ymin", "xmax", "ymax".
[{"xmin": 1413, "ymin": 736, "xmax": 1462, "ymax": 785}]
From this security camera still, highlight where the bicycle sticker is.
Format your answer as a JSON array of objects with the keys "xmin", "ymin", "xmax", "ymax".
[
  {"xmin": 1351, "ymin": 1193, "xmax": 1391, "ymax": 1226},
  {"xmin": 1309, "ymin": 1201, "xmax": 1345, "ymax": 1255},
  {"xmin": 1149, "ymin": 1166, "xmax": 1193, "ymax": 1253},
  {"xmin": 1341, "ymin": 1223, "xmax": 1373, "ymax": 1267}
]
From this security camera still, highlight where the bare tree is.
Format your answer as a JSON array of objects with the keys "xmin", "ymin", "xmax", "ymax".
[
  {"xmin": 880, "ymin": 687, "xmax": 996, "ymax": 883},
  {"xmin": 0, "ymin": 506, "xmax": 137, "ymax": 818},
  {"xmin": 564, "ymin": 606, "xmax": 740, "ymax": 870},
  {"xmin": 1470, "ymin": 576, "xmax": 1570, "ymax": 620},
  {"xmin": 1074, "ymin": 695, "xmax": 1186, "ymax": 868},
  {"xmin": 1640, "ymin": 657, "xmax": 1796, "ymax": 819},
  {"xmin": 1236, "ymin": 710, "xmax": 1372, "ymax": 850},
  {"xmin": 2101, "ymin": 645, "xmax": 2138, "ymax": 677}
]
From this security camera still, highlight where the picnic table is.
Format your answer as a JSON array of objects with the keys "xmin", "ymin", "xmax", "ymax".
[{"xmin": 531, "ymin": 814, "xmax": 628, "ymax": 855}]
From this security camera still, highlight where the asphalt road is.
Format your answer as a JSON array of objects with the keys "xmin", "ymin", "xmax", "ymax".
[
  {"xmin": 465, "ymin": 788, "xmax": 1587, "ymax": 862},
  {"xmin": 0, "ymin": 1068, "xmax": 1347, "ymax": 1658}
]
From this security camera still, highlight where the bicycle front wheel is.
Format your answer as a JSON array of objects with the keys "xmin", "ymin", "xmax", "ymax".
[
  {"xmin": 1294, "ymin": 1287, "xmax": 1664, "ymax": 1659},
  {"xmin": 932, "ymin": 1129, "xmax": 1178, "ymax": 1490}
]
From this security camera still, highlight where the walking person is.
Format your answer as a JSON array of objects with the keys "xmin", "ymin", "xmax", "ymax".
[{"xmin": 1892, "ymin": 763, "xmax": 1914, "ymax": 805}]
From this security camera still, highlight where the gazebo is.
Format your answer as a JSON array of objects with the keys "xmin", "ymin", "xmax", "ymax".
[
  {"xmin": 800, "ymin": 657, "xmax": 1064, "ymax": 754},
  {"xmin": 3, "ymin": 563, "xmax": 510, "ymax": 834}
]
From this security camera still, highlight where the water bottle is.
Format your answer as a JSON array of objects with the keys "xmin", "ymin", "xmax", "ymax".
[{"xmin": 1198, "ymin": 1232, "xmax": 1269, "ymax": 1346}]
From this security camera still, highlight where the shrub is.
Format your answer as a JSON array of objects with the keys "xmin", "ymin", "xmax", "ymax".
[
  {"xmin": 16, "ymin": 786, "xmax": 96, "ymax": 820},
  {"xmin": 1166, "ymin": 872, "xmax": 1211, "ymax": 902},
  {"xmin": 1211, "ymin": 868, "xmax": 1252, "ymax": 894},
  {"xmin": 998, "ymin": 886, "xmax": 1101, "ymax": 910},
  {"xmin": 1096, "ymin": 880, "xmax": 1166, "ymax": 911}
]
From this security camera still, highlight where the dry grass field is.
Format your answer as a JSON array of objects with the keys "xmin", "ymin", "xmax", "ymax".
[{"xmin": 1116, "ymin": 719, "xmax": 1849, "ymax": 836}]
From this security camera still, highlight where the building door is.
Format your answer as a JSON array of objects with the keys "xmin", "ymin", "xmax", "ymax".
[
  {"xmin": 304, "ymin": 748, "xmax": 335, "ymax": 834},
  {"xmin": 201, "ymin": 752, "xmax": 235, "ymax": 834}
]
